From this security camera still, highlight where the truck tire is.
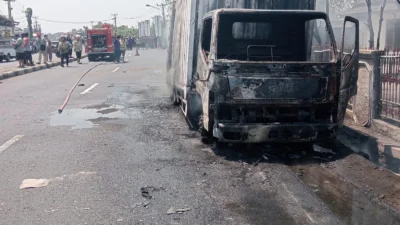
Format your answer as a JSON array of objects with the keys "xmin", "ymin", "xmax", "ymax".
[
  {"xmin": 172, "ymin": 88, "xmax": 180, "ymax": 106},
  {"xmin": 199, "ymin": 114, "xmax": 214, "ymax": 144},
  {"xmin": 6, "ymin": 54, "xmax": 11, "ymax": 62}
]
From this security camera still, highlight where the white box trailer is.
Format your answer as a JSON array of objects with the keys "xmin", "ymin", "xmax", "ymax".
[{"xmin": 166, "ymin": 0, "xmax": 361, "ymax": 143}]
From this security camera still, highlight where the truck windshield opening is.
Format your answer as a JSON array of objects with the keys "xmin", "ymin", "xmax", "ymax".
[{"xmin": 216, "ymin": 13, "xmax": 335, "ymax": 62}]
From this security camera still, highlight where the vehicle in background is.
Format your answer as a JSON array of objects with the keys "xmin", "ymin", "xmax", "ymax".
[
  {"xmin": 86, "ymin": 24, "xmax": 114, "ymax": 62},
  {"xmin": 52, "ymin": 41, "xmax": 60, "ymax": 58},
  {"xmin": 167, "ymin": 1, "xmax": 360, "ymax": 144},
  {"xmin": 0, "ymin": 38, "xmax": 16, "ymax": 62}
]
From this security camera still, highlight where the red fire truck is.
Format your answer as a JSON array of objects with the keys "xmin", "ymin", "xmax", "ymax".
[{"xmin": 86, "ymin": 24, "xmax": 114, "ymax": 61}]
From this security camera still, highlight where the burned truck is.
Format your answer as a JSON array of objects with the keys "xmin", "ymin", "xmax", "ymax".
[{"xmin": 166, "ymin": 1, "xmax": 359, "ymax": 143}]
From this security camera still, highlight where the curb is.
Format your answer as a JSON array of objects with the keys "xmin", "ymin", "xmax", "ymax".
[
  {"xmin": 0, "ymin": 55, "xmax": 88, "ymax": 81},
  {"xmin": 338, "ymin": 126, "xmax": 400, "ymax": 174}
]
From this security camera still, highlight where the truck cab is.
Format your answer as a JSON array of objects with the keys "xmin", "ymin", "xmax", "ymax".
[
  {"xmin": 0, "ymin": 38, "xmax": 16, "ymax": 62},
  {"xmin": 192, "ymin": 9, "xmax": 359, "ymax": 143}
]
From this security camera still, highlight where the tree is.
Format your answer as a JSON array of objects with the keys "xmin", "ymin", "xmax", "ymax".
[
  {"xmin": 25, "ymin": 8, "xmax": 33, "ymax": 39},
  {"xmin": 365, "ymin": 0, "xmax": 375, "ymax": 49},
  {"xmin": 323, "ymin": 0, "xmax": 360, "ymax": 17},
  {"xmin": 376, "ymin": 0, "xmax": 387, "ymax": 49},
  {"xmin": 93, "ymin": 22, "xmax": 104, "ymax": 29}
]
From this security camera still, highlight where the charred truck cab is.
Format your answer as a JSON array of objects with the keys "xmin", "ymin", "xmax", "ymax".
[{"xmin": 167, "ymin": 9, "xmax": 359, "ymax": 143}]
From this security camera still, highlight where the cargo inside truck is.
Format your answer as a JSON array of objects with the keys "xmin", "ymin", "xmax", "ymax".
[{"xmin": 92, "ymin": 34, "xmax": 107, "ymax": 52}]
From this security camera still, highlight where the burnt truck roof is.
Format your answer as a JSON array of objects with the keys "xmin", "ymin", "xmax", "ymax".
[{"xmin": 203, "ymin": 9, "xmax": 328, "ymax": 20}]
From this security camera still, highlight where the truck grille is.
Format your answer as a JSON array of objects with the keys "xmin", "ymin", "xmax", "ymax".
[{"xmin": 218, "ymin": 104, "xmax": 333, "ymax": 123}]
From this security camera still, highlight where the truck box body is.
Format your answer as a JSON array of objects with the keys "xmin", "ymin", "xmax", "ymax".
[
  {"xmin": 167, "ymin": 0, "xmax": 360, "ymax": 143},
  {"xmin": 167, "ymin": 0, "xmax": 316, "ymax": 99}
]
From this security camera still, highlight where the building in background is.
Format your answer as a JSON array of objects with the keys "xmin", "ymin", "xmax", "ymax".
[{"xmin": 0, "ymin": 14, "xmax": 16, "ymax": 38}]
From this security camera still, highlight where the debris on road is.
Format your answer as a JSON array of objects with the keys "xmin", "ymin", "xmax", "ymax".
[
  {"xmin": 140, "ymin": 186, "xmax": 165, "ymax": 199},
  {"xmin": 78, "ymin": 84, "xmax": 85, "ymax": 87},
  {"xmin": 20, "ymin": 179, "xmax": 49, "ymax": 189},
  {"xmin": 143, "ymin": 201, "xmax": 151, "ymax": 208},
  {"xmin": 167, "ymin": 207, "xmax": 191, "ymax": 215},
  {"xmin": 108, "ymin": 83, "xmax": 115, "ymax": 87},
  {"xmin": 379, "ymin": 194, "xmax": 386, "ymax": 199}
]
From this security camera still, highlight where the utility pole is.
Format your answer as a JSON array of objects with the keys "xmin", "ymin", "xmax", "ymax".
[
  {"xmin": 111, "ymin": 13, "xmax": 118, "ymax": 34},
  {"xmin": 33, "ymin": 16, "xmax": 38, "ymax": 33},
  {"xmin": 3, "ymin": 0, "xmax": 15, "ymax": 36},
  {"xmin": 90, "ymin": 21, "xmax": 94, "ymax": 28}
]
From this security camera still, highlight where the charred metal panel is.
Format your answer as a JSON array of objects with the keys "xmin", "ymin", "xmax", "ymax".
[
  {"xmin": 228, "ymin": 77, "xmax": 328, "ymax": 100},
  {"xmin": 214, "ymin": 123, "xmax": 337, "ymax": 143}
]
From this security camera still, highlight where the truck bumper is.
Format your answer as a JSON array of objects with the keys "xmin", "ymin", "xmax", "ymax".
[
  {"xmin": 214, "ymin": 123, "xmax": 338, "ymax": 143},
  {"xmin": 88, "ymin": 52, "xmax": 114, "ymax": 58}
]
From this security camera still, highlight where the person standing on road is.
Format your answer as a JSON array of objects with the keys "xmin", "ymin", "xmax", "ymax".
[
  {"xmin": 120, "ymin": 36, "xmax": 127, "ymax": 62},
  {"xmin": 66, "ymin": 33, "xmax": 73, "ymax": 58},
  {"xmin": 13, "ymin": 34, "xmax": 25, "ymax": 68},
  {"xmin": 73, "ymin": 35, "xmax": 83, "ymax": 64},
  {"xmin": 58, "ymin": 36, "xmax": 71, "ymax": 67},
  {"xmin": 23, "ymin": 33, "xmax": 34, "ymax": 66},
  {"xmin": 44, "ymin": 34, "xmax": 53, "ymax": 62},
  {"xmin": 113, "ymin": 35, "xmax": 121, "ymax": 63},
  {"xmin": 37, "ymin": 33, "xmax": 48, "ymax": 64}
]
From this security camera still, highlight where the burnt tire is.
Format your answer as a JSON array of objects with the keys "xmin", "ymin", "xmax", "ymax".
[
  {"xmin": 172, "ymin": 88, "xmax": 180, "ymax": 106},
  {"xmin": 199, "ymin": 114, "xmax": 214, "ymax": 144}
]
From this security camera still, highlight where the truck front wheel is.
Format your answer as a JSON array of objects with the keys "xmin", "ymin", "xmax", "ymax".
[
  {"xmin": 199, "ymin": 114, "xmax": 214, "ymax": 144},
  {"xmin": 172, "ymin": 88, "xmax": 180, "ymax": 106}
]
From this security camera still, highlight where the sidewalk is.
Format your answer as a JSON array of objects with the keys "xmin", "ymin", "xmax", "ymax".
[
  {"xmin": 338, "ymin": 116, "xmax": 400, "ymax": 174},
  {"xmin": 0, "ymin": 53, "xmax": 87, "ymax": 81}
]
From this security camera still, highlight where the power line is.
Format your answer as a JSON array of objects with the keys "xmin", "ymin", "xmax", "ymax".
[{"xmin": 38, "ymin": 17, "xmax": 113, "ymax": 24}]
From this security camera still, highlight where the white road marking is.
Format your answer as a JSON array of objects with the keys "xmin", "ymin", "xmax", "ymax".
[
  {"xmin": 0, "ymin": 135, "xmax": 24, "ymax": 154},
  {"xmin": 282, "ymin": 183, "xmax": 315, "ymax": 224},
  {"xmin": 112, "ymin": 67, "xmax": 120, "ymax": 72},
  {"xmin": 80, "ymin": 83, "xmax": 99, "ymax": 95}
]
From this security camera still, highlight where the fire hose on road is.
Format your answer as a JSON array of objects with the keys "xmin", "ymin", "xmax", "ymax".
[{"xmin": 58, "ymin": 63, "xmax": 103, "ymax": 114}]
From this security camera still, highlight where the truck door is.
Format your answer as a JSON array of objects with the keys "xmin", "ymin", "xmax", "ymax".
[
  {"xmin": 338, "ymin": 16, "xmax": 359, "ymax": 127},
  {"xmin": 87, "ymin": 31, "xmax": 92, "ymax": 53}
]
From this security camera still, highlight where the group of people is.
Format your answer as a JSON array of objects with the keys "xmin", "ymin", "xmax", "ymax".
[
  {"xmin": 13, "ymin": 32, "xmax": 53, "ymax": 68},
  {"xmin": 57, "ymin": 33, "xmax": 84, "ymax": 67},
  {"xmin": 127, "ymin": 37, "xmax": 136, "ymax": 50},
  {"xmin": 113, "ymin": 35, "xmax": 130, "ymax": 63},
  {"xmin": 13, "ymin": 32, "xmax": 84, "ymax": 68},
  {"xmin": 136, "ymin": 36, "xmax": 160, "ymax": 50}
]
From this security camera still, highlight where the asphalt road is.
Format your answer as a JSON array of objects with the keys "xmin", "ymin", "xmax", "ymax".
[{"xmin": 0, "ymin": 50, "xmax": 398, "ymax": 225}]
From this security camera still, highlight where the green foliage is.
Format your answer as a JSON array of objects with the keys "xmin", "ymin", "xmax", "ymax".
[
  {"xmin": 92, "ymin": 22, "xmax": 137, "ymax": 37},
  {"xmin": 25, "ymin": 8, "xmax": 33, "ymax": 18}
]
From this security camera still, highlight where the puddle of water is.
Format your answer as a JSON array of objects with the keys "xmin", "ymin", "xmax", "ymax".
[
  {"xmin": 50, "ymin": 105, "xmax": 128, "ymax": 130},
  {"xmin": 290, "ymin": 165, "xmax": 400, "ymax": 225}
]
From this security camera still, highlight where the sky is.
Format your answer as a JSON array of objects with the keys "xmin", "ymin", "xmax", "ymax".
[{"xmin": 0, "ymin": 0, "xmax": 163, "ymax": 33}]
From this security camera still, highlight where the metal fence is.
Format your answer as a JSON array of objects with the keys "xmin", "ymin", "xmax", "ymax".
[{"xmin": 380, "ymin": 49, "xmax": 400, "ymax": 124}]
